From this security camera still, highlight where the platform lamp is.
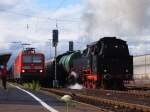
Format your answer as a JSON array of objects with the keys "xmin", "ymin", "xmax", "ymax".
[
  {"xmin": 61, "ymin": 95, "xmax": 72, "ymax": 112},
  {"xmin": 52, "ymin": 29, "xmax": 59, "ymax": 88}
]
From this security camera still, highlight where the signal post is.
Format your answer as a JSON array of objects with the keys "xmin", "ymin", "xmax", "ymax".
[{"xmin": 52, "ymin": 29, "xmax": 59, "ymax": 88}]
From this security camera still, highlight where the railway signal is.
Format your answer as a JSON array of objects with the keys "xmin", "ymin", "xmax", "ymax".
[
  {"xmin": 52, "ymin": 29, "xmax": 59, "ymax": 88},
  {"xmin": 52, "ymin": 29, "xmax": 58, "ymax": 47}
]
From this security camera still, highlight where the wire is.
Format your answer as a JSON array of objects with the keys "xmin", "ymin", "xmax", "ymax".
[
  {"xmin": 55, "ymin": 0, "xmax": 67, "ymax": 11},
  {"xmin": 0, "ymin": 7, "xmax": 80, "ymax": 23}
]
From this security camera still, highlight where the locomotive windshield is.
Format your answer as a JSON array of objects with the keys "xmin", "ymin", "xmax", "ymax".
[{"xmin": 23, "ymin": 55, "xmax": 43, "ymax": 63}]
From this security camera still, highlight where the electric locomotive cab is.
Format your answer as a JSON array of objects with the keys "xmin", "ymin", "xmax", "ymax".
[
  {"xmin": 21, "ymin": 48, "xmax": 45, "ymax": 80},
  {"xmin": 13, "ymin": 48, "xmax": 45, "ymax": 82}
]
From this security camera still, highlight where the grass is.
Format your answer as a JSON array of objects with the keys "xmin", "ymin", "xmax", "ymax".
[{"xmin": 23, "ymin": 80, "xmax": 41, "ymax": 91}]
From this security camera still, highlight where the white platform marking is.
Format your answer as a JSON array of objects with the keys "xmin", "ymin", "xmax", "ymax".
[{"xmin": 10, "ymin": 84, "xmax": 59, "ymax": 112}]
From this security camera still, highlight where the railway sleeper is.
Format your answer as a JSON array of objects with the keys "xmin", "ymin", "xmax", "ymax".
[{"xmin": 42, "ymin": 88, "xmax": 150, "ymax": 112}]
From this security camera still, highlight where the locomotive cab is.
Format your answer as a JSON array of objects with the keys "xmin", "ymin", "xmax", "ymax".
[
  {"xmin": 100, "ymin": 37, "xmax": 129, "ymax": 57},
  {"xmin": 82, "ymin": 37, "xmax": 133, "ymax": 89}
]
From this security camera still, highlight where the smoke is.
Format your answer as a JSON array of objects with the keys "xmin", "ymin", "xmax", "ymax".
[
  {"xmin": 70, "ymin": 71, "xmax": 78, "ymax": 79},
  {"xmin": 83, "ymin": 0, "xmax": 150, "ymax": 41},
  {"xmin": 68, "ymin": 83, "xmax": 83, "ymax": 90},
  {"xmin": 68, "ymin": 71, "xmax": 83, "ymax": 89}
]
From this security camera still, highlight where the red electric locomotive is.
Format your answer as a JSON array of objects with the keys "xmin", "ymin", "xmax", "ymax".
[{"xmin": 13, "ymin": 48, "xmax": 45, "ymax": 82}]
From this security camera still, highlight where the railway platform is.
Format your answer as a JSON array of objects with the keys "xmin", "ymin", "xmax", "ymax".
[{"xmin": 0, "ymin": 83, "xmax": 103, "ymax": 112}]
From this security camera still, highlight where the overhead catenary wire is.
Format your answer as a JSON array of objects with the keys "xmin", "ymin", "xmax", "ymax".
[
  {"xmin": 0, "ymin": 7, "xmax": 81, "ymax": 23},
  {"xmin": 0, "ymin": 7, "xmax": 79, "ymax": 22},
  {"xmin": 0, "ymin": 0, "xmax": 82, "ymax": 36},
  {"xmin": 0, "ymin": 3, "xmax": 81, "ymax": 32},
  {"xmin": 54, "ymin": 0, "xmax": 67, "ymax": 11},
  {"xmin": 0, "ymin": 39, "xmax": 86, "ymax": 45}
]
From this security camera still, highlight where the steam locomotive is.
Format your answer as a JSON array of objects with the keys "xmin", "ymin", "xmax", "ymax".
[{"xmin": 45, "ymin": 37, "xmax": 133, "ymax": 89}]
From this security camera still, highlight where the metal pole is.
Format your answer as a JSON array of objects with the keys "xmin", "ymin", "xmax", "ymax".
[
  {"xmin": 145, "ymin": 55, "xmax": 146, "ymax": 79},
  {"xmin": 53, "ymin": 45, "xmax": 58, "ymax": 88},
  {"xmin": 49, "ymin": 39, "xmax": 52, "ymax": 59},
  {"xmin": 55, "ymin": 46, "xmax": 57, "ymax": 81},
  {"xmin": 66, "ymin": 103, "xmax": 68, "ymax": 112},
  {"xmin": 50, "ymin": 41, "xmax": 51, "ymax": 59}
]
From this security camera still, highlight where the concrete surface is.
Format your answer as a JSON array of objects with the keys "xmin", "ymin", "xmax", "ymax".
[{"xmin": 0, "ymin": 82, "xmax": 103, "ymax": 112}]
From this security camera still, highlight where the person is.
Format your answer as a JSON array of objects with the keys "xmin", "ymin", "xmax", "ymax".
[{"xmin": 0, "ymin": 64, "xmax": 7, "ymax": 89}]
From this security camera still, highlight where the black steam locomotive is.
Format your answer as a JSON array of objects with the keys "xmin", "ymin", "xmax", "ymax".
[
  {"xmin": 45, "ymin": 37, "xmax": 133, "ymax": 89},
  {"xmin": 78, "ymin": 37, "xmax": 133, "ymax": 89}
]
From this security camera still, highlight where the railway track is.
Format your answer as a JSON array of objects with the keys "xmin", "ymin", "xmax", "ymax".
[
  {"xmin": 126, "ymin": 84, "xmax": 150, "ymax": 91},
  {"xmin": 42, "ymin": 88, "xmax": 150, "ymax": 112},
  {"xmin": 64, "ymin": 88, "xmax": 150, "ymax": 107},
  {"xmin": 85, "ymin": 88, "xmax": 150, "ymax": 97}
]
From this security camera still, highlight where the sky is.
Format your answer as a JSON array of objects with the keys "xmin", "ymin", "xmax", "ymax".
[
  {"xmin": 0, "ymin": 0, "xmax": 84, "ymax": 59},
  {"xmin": 0, "ymin": 0, "xmax": 150, "ymax": 59},
  {"xmin": 36, "ymin": 0, "xmax": 81, "ymax": 10}
]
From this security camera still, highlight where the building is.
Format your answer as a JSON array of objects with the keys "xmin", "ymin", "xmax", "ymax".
[{"xmin": 134, "ymin": 54, "xmax": 150, "ymax": 84}]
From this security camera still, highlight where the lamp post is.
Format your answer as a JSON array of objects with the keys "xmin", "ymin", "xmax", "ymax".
[{"xmin": 61, "ymin": 95, "xmax": 72, "ymax": 112}]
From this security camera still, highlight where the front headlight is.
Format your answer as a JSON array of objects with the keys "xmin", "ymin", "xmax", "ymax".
[
  {"xmin": 125, "ymin": 69, "xmax": 129, "ymax": 73},
  {"xmin": 104, "ymin": 69, "xmax": 107, "ymax": 73},
  {"xmin": 22, "ymin": 69, "xmax": 25, "ymax": 73}
]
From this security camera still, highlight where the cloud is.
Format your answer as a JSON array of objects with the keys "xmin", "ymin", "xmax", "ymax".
[
  {"xmin": 1, "ymin": 0, "xmax": 150, "ymax": 57},
  {"xmin": 0, "ymin": 0, "xmax": 19, "ymax": 10},
  {"xmin": 0, "ymin": 0, "xmax": 83, "ymax": 58},
  {"xmin": 82, "ymin": 0, "xmax": 150, "ymax": 55},
  {"xmin": 83, "ymin": 0, "xmax": 150, "ymax": 37}
]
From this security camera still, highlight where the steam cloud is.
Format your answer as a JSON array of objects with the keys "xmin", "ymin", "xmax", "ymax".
[
  {"xmin": 68, "ymin": 71, "xmax": 83, "ymax": 90},
  {"xmin": 83, "ymin": 0, "xmax": 150, "ymax": 41},
  {"xmin": 68, "ymin": 83, "xmax": 83, "ymax": 90}
]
